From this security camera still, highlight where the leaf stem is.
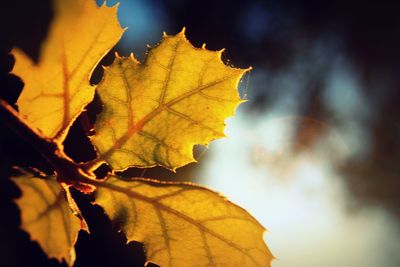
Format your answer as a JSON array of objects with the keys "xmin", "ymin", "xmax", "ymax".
[
  {"xmin": 0, "ymin": 99, "xmax": 96, "ymax": 192},
  {"xmin": 79, "ymin": 158, "xmax": 106, "ymax": 174}
]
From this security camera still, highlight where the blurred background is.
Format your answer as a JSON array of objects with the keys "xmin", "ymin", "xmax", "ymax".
[{"xmin": 1, "ymin": 0, "xmax": 400, "ymax": 266}]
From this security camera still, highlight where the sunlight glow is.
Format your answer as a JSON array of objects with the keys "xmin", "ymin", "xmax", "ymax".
[{"xmin": 198, "ymin": 112, "xmax": 400, "ymax": 267}]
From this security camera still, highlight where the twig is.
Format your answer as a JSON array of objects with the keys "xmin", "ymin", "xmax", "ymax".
[{"xmin": 0, "ymin": 99, "xmax": 96, "ymax": 193}]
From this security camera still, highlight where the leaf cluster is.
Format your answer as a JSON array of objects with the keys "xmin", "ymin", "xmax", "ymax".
[{"xmin": 1, "ymin": 0, "xmax": 273, "ymax": 266}]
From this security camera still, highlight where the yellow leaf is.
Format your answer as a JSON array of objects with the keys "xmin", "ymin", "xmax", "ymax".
[
  {"xmin": 92, "ymin": 29, "xmax": 248, "ymax": 171},
  {"xmin": 12, "ymin": 0, "xmax": 124, "ymax": 140},
  {"xmin": 96, "ymin": 176, "xmax": 273, "ymax": 267},
  {"xmin": 13, "ymin": 174, "xmax": 87, "ymax": 266}
]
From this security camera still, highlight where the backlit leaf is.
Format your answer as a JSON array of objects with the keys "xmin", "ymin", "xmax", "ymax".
[
  {"xmin": 96, "ymin": 176, "xmax": 273, "ymax": 267},
  {"xmin": 92, "ymin": 30, "xmax": 248, "ymax": 171},
  {"xmin": 12, "ymin": 0, "xmax": 124, "ymax": 140},
  {"xmin": 13, "ymin": 174, "xmax": 87, "ymax": 266}
]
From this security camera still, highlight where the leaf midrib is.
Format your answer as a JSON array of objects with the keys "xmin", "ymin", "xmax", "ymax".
[
  {"xmin": 97, "ymin": 178, "xmax": 266, "ymax": 266},
  {"xmin": 99, "ymin": 73, "xmax": 237, "ymax": 161}
]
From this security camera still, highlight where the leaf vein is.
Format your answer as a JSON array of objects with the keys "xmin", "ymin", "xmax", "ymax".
[
  {"xmin": 158, "ymin": 39, "xmax": 181, "ymax": 106},
  {"xmin": 101, "ymin": 180, "xmax": 264, "ymax": 266}
]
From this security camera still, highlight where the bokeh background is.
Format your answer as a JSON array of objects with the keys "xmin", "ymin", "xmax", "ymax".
[{"xmin": 1, "ymin": 0, "xmax": 400, "ymax": 266}]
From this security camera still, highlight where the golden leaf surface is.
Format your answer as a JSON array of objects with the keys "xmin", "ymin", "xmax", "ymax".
[
  {"xmin": 12, "ymin": 0, "xmax": 124, "ymax": 140},
  {"xmin": 92, "ymin": 30, "xmax": 248, "ymax": 171},
  {"xmin": 13, "ymin": 175, "xmax": 87, "ymax": 266},
  {"xmin": 96, "ymin": 176, "xmax": 273, "ymax": 267}
]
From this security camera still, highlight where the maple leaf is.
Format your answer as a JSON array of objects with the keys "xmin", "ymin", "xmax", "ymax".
[
  {"xmin": 12, "ymin": 174, "xmax": 87, "ymax": 266},
  {"xmin": 91, "ymin": 29, "xmax": 248, "ymax": 171},
  {"xmin": 96, "ymin": 176, "xmax": 273, "ymax": 267},
  {"xmin": 12, "ymin": 0, "xmax": 123, "ymax": 141}
]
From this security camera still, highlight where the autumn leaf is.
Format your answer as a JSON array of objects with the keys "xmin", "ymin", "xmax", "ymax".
[
  {"xmin": 91, "ymin": 29, "xmax": 248, "ymax": 171},
  {"xmin": 4, "ymin": 0, "xmax": 274, "ymax": 265},
  {"xmin": 12, "ymin": 0, "xmax": 124, "ymax": 141},
  {"xmin": 96, "ymin": 176, "xmax": 273, "ymax": 267},
  {"xmin": 12, "ymin": 174, "xmax": 87, "ymax": 266}
]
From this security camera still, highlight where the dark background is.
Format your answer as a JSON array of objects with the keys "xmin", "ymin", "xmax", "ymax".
[{"xmin": 1, "ymin": 0, "xmax": 400, "ymax": 266}]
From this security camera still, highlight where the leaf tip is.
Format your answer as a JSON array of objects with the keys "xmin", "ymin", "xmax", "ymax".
[
  {"xmin": 113, "ymin": 1, "xmax": 121, "ymax": 9},
  {"xmin": 10, "ymin": 47, "xmax": 34, "ymax": 74},
  {"xmin": 101, "ymin": 0, "xmax": 120, "ymax": 10},
  {"xmin": 180, "ymin": 27, "xmax": 186, "ymax": 35},
  {"xmin": 245, "ymin": 66, "xmax": 253, "ymax": 72},
  {"xmin": 129, "ymin": 52, "xmax": 140, "ymax": 63}
]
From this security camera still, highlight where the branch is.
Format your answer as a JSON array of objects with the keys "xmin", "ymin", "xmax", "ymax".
[{"xmin": 0, "ymin": 99, "xmax": 95, "ymax": 193}]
